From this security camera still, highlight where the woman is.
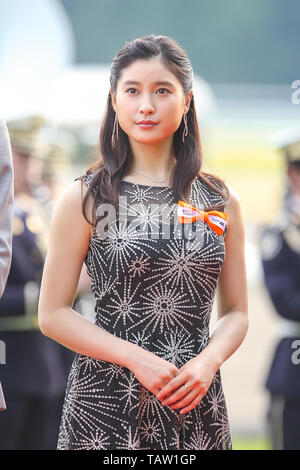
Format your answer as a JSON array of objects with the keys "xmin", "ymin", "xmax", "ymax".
[{"xmin": 38, "ymin": 34, "xmax": 248, "ymax": 450}]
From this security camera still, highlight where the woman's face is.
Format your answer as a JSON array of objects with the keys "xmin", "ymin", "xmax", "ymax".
[{"xmin": 111, "ymin": 57, "xmax": 192, "ymax": 145}]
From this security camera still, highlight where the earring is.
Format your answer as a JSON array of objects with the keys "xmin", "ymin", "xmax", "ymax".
[
  {"xmin": 112, "ymin": 111, "xmax": 119, "ymax": 141},
  {"xmin": 182, "ymin": 112, "xmax": 188, "ymax": 143}
]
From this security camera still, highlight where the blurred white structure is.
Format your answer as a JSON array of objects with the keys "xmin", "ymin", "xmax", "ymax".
[{"xmin": 0, "ymin": 0, "xmax": 75, "ymax": 121}]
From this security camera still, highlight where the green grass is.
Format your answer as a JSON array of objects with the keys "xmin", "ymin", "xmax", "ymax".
[{"xmin": 232, "ymin": 435, "xmax": 271, "ymax": 450}]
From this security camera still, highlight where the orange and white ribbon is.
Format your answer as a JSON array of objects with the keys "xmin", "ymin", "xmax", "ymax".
[{"xmin": 177, "ymin": 200, "xmax": 228, "ymax": 236}]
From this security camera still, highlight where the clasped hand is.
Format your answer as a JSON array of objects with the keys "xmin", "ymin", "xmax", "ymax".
[{"xmin": 156, "ymin": 354, "xmax": 218, "ymax": 415}]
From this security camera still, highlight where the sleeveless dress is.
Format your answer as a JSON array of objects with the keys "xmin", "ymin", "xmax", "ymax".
[{"xmin": 57, "ymin": 173, "xmax": 232, "ymax": 450}]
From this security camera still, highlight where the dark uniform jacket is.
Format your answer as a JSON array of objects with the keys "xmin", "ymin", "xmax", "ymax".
[
  {"xmin": 0, "ymin": 192, "xmax": 74, "ymax": 398},
  {"xmin": 260, "ymin": 207, "xmax": 300, "ymax": 398}
]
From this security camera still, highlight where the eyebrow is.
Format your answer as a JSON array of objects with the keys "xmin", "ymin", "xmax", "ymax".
[{"xmin": 122, "ymin": 80, "xmax": 175, "ymax": 88}]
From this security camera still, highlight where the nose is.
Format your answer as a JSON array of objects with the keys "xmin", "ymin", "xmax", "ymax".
[{"xmin": 139, "ymin": 92, "xmax": 155, "ymax": 115}]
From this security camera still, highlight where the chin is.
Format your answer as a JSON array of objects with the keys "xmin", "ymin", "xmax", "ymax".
[
  {"xmin": 131, "ymin": 131, "xmax": 175, "ymax": 145},
  {"xmin": 130, "ymin": 134, "xmax": 163, "ymax": 145}
]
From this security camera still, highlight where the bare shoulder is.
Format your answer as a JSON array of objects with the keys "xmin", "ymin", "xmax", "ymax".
[
  {"xmin": 224, "ymin": 184, "xmax": 245, "ymax": 237},
  {"xmin": 52, "ymin": 180, "xmax": 94, "ymax": 239},
  {"xmin": 224, "ymin": 183, "xmax": 241, "ymax": 209},
  {"xmin": 224, "ymin": 184, "xmax": 243, "ymax": 215}
]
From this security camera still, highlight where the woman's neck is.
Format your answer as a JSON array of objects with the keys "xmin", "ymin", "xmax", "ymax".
[{"xmin": 127, "ymin": 137, "xmax": 176, "ymax": 181}]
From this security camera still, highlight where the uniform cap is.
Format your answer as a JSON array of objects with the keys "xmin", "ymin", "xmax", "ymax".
[
  {"xmin": 6, "ymin": 115, "xmax": 49, "ymax": 158},
  {"xmin": 268, "ymin": 126, "xmax": 300, "ymax": 165}
]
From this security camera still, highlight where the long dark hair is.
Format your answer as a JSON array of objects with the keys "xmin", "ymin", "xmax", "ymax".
[{"xmin": 80, "ymin": 34, "xmax": 229, "ymax": 226}]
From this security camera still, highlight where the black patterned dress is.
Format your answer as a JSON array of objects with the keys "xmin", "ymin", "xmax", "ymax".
[{"xmin": 57, "ymin": 173, "xmax": 232, "ymax": 450}]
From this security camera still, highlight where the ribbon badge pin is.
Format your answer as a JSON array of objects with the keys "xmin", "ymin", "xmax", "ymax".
[{"xmin": 177, "ymin": 200, "xmax": 228, "ymax": 236}]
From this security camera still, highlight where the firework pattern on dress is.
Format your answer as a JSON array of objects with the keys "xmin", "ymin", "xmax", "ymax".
[{"xmin": 57, "ymin": 174, "xmax": 232, "ymax": 450}]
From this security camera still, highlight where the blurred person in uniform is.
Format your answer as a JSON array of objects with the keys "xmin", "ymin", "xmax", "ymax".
[
  {"xmin": 259, "ymin": 127, "xmax": 300, "ymax": 450},
  {"xmin": 0, "ymin": 116, "xmax": 90, "ymax": 449},
  {"xmin": 0, "ymin": 119, "xmax": 14, "ymax": 411}
]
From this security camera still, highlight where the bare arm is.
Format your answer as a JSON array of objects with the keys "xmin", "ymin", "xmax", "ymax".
[
  {"xmin": 38, "ymin": 180, "xmax": 143, "ymax": 368},
  {"xmin": 202, "ymin": 185, "xmax": 249, "ymax": 368}
]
